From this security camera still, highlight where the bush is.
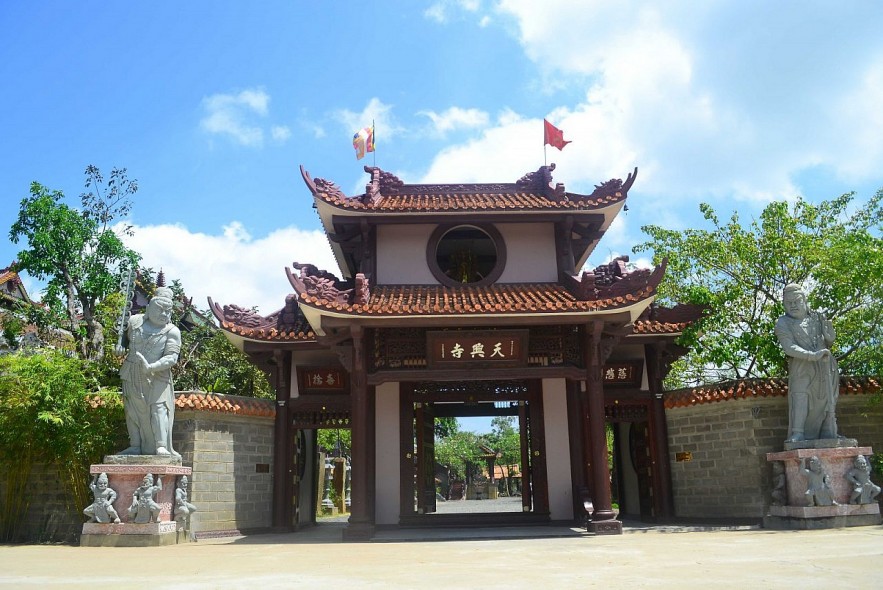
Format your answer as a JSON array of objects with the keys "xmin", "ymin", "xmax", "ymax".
[{"xmin": 0, "ymin": 350, "xmax": 124, "ymax": 541}]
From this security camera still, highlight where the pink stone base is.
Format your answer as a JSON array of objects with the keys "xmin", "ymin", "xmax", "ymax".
[
  {"xmin": 83, "ymin": 460, "xmax": 193, "ymax": 545},
  {"xmin": 768, "ymin": 503, "xmax": 880, "ymax": 519},
  {"xmin": 80, "ymin": 522, "xmax": 182, "ymax": 547},
  {"xmin": 766, "ymin": 446, "xmax": 873, "ymax": 507},
  {"xmin": 89, "ymin": 463, "xmax": 191, "ymax": 523},
  {"xmin": 82, "ymin": 521, "xmax": 178, "ymax": 535}
]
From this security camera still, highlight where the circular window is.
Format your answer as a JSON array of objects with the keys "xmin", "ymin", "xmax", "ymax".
[{"xmin": 427, "ymin": 224, "xmax": 506, "ymax": 287}]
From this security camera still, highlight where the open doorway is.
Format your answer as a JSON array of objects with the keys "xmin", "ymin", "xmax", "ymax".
[{"xmin": 400, "ymin": 380, "xmax": 550, "ymax": 526}]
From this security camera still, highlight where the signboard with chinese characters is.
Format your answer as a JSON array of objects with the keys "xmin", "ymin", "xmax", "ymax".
[
  {"xmin": 298, "ymin": 367, "xmax": 348, "ymax": 393},
  {"xmin": 426, "ymin": 330, "xmax": 529, "ymax": 369},
  {"xmin": 602, "ymin": 361, "xmax": 643, "ymax": 387}
]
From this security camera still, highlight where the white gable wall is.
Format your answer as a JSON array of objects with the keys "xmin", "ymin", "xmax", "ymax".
[{"xmin": 376, "ymin": 222, "xmax": 558, "ymax": 285}]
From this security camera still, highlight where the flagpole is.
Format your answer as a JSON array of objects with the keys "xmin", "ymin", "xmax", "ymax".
[
  {"xmin": 372, "ymin": 119, "xmax": 376, "ymax": 168},
  {"xmin": 543, "ymin": 119, "xmax": 547, "ymax": 167}
]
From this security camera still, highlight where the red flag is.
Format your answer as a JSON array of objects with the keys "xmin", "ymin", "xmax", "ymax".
[{"xmin": 544, "ymin": 119, "xmax": 571, "ymax": 150}]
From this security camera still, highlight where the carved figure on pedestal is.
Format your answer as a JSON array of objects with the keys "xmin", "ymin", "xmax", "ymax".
[
  {"xmin": 116, "ymin": 286, "xmax": 181, "ymax": 456},
  {"xmin": 845, "ymin": 455, "xmax": 881, "ymax": 505},
  {"xmin": 174, "ymin": 476, "xmax": 197, "ymax": 524},
  {"xmin": 128, "ymin": 474, "xmax": 163, "ymax": 524},
  {"xmin": 802, "ymin": 456, "xmax": 837, "ymax": 507},
  {"xmin": 83, "ymin": 473, "xmax": 121, "ymax": 524},
  {"xmin": 774, "ymin": 284, "xmax": 840, "ymax": 443},
  {"xmin": 770, "ymin": 462, "xmax": 786, "ymax": 506}
]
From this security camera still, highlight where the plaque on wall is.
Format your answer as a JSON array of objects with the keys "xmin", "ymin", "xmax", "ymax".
[
  {"xmin": 426, "ymin": 330, "xmax": 528, "ymax": 369},
  {"xmin": 602, "ymin": 361, "xmax": 643, "ymax": 387},
  {"xmin": 298, "ymin": 367, "xmax": 348, "ymax": 393}
]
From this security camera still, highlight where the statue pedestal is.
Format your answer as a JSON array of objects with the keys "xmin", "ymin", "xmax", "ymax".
[
  {"xmin": 764, "ymin": 446, "xmax": 881, "ymax": 530},
  {"xmin": 80, "ymin": 455, "xmax": 193, "ymax": 547}
]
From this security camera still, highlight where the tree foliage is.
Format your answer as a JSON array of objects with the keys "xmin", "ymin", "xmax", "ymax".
[
  {"xmin": 9, "ymin": 166, "xmax": 139, "ymax": 360},
  {"xmin": 485, "ymin": 416, "xmax": 520, "ymax": 468},
  {"xmin": 636, "ymin": 190, "xmax": 883, "ymax": 386},
  {"xmin": 0, "ymin": 350, "xmax": 124, "ymax": 541},
  {"xmin": 172, "ymin": 318, "xmax": 272, "ymax": 398},
  {"xmin": 434, "ymin": 429, "xmax": 483, "ymax": 481},
  {"xmin": 317, "ymin": 428, "xmax": 351, "ymax": 459}
]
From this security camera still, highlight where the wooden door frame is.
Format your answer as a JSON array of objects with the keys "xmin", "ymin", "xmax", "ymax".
[{"xmin": 398, "ymin": 379, "xmax": 550, "ymax": 527}]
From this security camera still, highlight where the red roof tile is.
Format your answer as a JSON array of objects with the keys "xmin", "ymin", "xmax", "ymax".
[
  {"xmin": 297, "ymin": 282, "xmax": 657, "ymax": 317},
  {"xmin": 301, "ymin": 165, "xmax": 635, "ymax": 214},
  {"xmin": 175, "ymin": 391, "xmax": 275, "ymax": 418},
  {"xmin": 664, "ymin": 376, "xmax": 881, "ymax": 409}
]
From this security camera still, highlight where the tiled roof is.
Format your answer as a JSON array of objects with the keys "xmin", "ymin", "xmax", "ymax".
[
  {"xmin": 301, "ymin": 165, "xmax": 635, "ymax": 214},
  {"xmin": 664, "ymin": 376, "xmax": 882, "ymax": 409},
  {"xmin": 316, "ymin": 189, "xmax": 625, "ymax": 213},
  {"xmin": 208, "ymin": 295, "xmax": 317, "ymax": 342},
  {"xmin": 0, "ymin": 268, "xmax": 18, "ymax": 286},
  {"xmin": 632, "ymin": 303, "xmax": 707, "ymax": 335},
  {"xmin": 297, "ymin": 282, "xmax": 657, "ymax": 317},
  {"xmin": 175, "ymin": 391, "xmax": 275, "ymax": 418},
  {"xmin": 632, "ymin": 320, "xmax": 689, "ymax": 334}
]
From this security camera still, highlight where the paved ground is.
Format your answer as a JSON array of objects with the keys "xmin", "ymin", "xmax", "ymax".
[{"xmin": 1, "ymin": 521, "xmax": 882, "ymax": 589}]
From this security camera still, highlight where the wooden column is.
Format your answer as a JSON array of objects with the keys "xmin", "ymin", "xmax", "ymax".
[
  {"xmin": 566, "ymin": 378, "xmax": 589, "ymax": 523},
  {"xmin": 271, "ymin": 349, "xmax": 292, "ymax": 531},
  {"xmin": 343, "ymin": 324, "xmax": 374, "ymax": 541},
  {"xmin": 646, "ymin": 343, "xmax": 675, "ymax": 520},
  {"xmin": 583, "ymin": 322, "xmax": 622, "ymax": 534}
]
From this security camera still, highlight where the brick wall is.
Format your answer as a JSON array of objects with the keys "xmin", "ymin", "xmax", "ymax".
[
  {"xmin": 665, "ymin": 393, "xmax": 883, "ymax": 519},
  {"xmin": 1, "ymin": 394, "xmax": 275, "ymax": 543},
  {"xmin": 174, "ymin": 410, "xmax": 274, "ymax": 535},
  {"xmin": 0, "ymin": 463, "xmax": 82, "ymax": 543}
]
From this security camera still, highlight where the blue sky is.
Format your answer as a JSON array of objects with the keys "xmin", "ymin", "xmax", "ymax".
[{"xmin": 3, "ymin": 1, "xmax": 883, "ymax": 322}]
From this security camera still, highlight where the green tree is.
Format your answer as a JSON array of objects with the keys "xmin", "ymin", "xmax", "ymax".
[
  {"xmin": 172, "ymin": 317, "xmax": 272, "ymax": 398},
  {"xmin": 434, "ymin": 429, "xmax": 482, "ymax": 482},
  {"xmin": 636, "ymin": 191, "xmax": 883, "ymax": 387},
  {"xmin": 485, "ymin": 416, "xmax": 521, "ymax": 494},
  {"xmin": 317, "ymin": 428, "xmax": 351, "ymax": 459},
  {"xmin": 9, "ymin": 166, "xmax": 140, "ymax": 360},
  {"xmin": 0, "ymin": 350, "xmax": 124, "ymax": 541}
]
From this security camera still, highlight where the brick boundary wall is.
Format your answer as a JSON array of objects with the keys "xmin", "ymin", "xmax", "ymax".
[
  {"xmin": 665, "ymin": 379, "xmax": 882, "ymax": 520},
  {"xmin": 174, "ymin": 407, "xmax": 274, "ymax": 536},
  {"xmin": 1, "ymin": 392, "xmax": 275, "ymax": 543}
]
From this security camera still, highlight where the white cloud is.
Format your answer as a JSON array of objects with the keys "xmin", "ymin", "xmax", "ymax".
[
  {"xmin": 122, "ymin": 221, "xmax": 338, "ymax": 316},
  {"xmin": 200, "ymin": 89, "xmax": 271, "ymax": 147},
  {"xmin": 200, "ymin": 88, "xmax": 293, "ymax": 149},
  {"xmin": 425, "ymin": 0, "xmax": 482, "ymax": 23},
  {"xmin": 271, "ymin": 125, "xmax": 292, "ymax": 142},
  {"xmin": 336, "ymin": 98, "xmax": 401, "ymax": 139},
  {"xmin": 832, "ymin": 56, "xmax": 883, "ymax": 180},
  {"xmin": 424, "ymin": 3, "xmax": 447, "ymax": 23},
  {"xmin": 423, "ymin": 1, "xmax": 883, "ymax": 213},
  {"xmin": 420, "ymin": 107, "xmax": 490, "ymax": 136}
]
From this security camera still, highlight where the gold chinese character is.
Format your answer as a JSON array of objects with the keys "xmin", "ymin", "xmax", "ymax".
[
  {"xmin": 617, "ymin": 367, "xmax": 629, "ymax": 380},
  {"xmin": 605, "ymin": 368, "xmax": 615, "ymax": 380},
  {"xmin": 491, "ymin": 342, "xmax": 504, "ymax": 358},
  {"xmin": 451, "ymin": 343, "xmax": 464, "ymax": 358},
  {"xmin": 326, "ymin": 373, "xmax": 336, "ymax": 385},
  {"xmin": 471, "ymin": 343, "xmax": 485, "ymax": 358},
  {"xmin": 312, "ymin": 373, "xmax": 324, "ymax": 385}
]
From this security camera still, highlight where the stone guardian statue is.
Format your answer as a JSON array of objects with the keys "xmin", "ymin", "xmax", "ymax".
[
  {"xmin": 845, "ymin": 455, "xmax": 881, "ymax": 505},
  {"xmin": 174, "ymin": 475, "xmax": 197, "ymax": 524},
  {"xmin": 774, "ymin": 284, "xmax": 840, "ymax": 443},
  {"xmin": 116, "ymin": 286, "xmax": 181, "ymax": 456},
  {"xmin": 128, "ymin": 474, "xmax": 163, "ymax": 524},
  {"xmin": 83, "ymin": 473, "xmax": 121, "ymax": 524}
]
